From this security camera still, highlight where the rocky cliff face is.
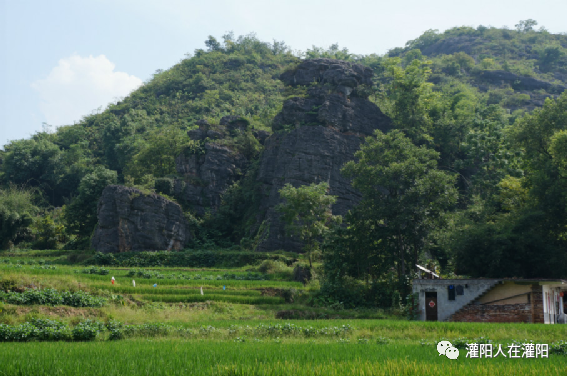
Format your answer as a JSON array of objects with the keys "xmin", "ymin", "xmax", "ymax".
[
  {"xmin": 174, "ymin": 142, "xmax": 248, "ymax": 216},
  {"xmin": 92, "ymin": 60, "xmax": 392, "ymax": 253},
  {"xmin": 254, "ymin": 59, "xmax": 392, "ymax": 251},
  {"xmin": 174, "ymin": 116, "xmax": 263, "ymax": 216},
  {"xmin": 478, "ymin": 70, "xmax": 566, "ymax": 93},
  {"xmin": 91, "ymin": 185, "xmax": 190, "ymax": 253}
]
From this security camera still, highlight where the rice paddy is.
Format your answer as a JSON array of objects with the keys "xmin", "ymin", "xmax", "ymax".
[
  {"xmin": 1, "ymin": 251, "xmax": 566, "ymax": 375},
  {"xmin": 2, "ymin": 340, "xmax": 566, "ymax": 376}
]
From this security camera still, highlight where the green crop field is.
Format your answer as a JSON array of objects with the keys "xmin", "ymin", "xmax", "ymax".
[
  {"xmin": 1, "ymin": 251, "xmax": 567, "ymax": 376},
  {"xmin": 2, "ymin": 340, "xmax": 566, "ymax": 376}
]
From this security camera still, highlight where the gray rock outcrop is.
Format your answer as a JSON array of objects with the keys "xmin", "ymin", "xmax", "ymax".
[
  {"xmin": 173, "ymin": 116, "xmax": 260, "ymax": 216},
  {"xmin": 174, "ymin": 142, "xmax": 248, "ymax": 216},
  {"xmin": 272, "ymin": 86, "xmax": 390, "ymax": 135},
  {"xmin": 254, "ymin": 125, "xmax": 368, "ymax": 251},
  {"xmin": 280, "ymin": 58, "xmax": 373, "ymax": 96},
  {"xmin": 254, "ymin": 59, "xmax": 392, "ymax": 252},
  {"xmin": 91, "ymin": 185, "xmax": 190, "ymax": 253},
  {"xmin": 478, "ymin": 70, "xmax": 566, "ymax": 93}
]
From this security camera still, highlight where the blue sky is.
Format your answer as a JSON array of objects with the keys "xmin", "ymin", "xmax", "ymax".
[{"xmin": 1, "ymin": 0, "xmax": 566, "ymax": 147}]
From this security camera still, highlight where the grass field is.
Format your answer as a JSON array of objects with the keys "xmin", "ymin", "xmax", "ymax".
[
  {"xmin": 2, "ymin": 340, "xmax": 566, "ymax": 376},
  {"xmin": 1, "ymin": 250, "xmax": 566, "ymax": 375}
]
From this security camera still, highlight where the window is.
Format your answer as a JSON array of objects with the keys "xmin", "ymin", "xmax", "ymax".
[{"xmin": 448, "ymin": 285, "xmax": 455, "ymax": 300}]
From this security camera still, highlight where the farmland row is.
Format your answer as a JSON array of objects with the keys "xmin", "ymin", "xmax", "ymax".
[{"xmin": 1, "ymin": 340, "xmax": 565, "ymax": 376}]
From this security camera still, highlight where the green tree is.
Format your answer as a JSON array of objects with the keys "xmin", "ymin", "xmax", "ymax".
[
  {"xmin": 453, "ymin": 209, "xmax": 565, "ymax": 278},
  {"xmin": 305, "ymin": 43, "xmax": 353, "ymax": 61},
  {"xmin": 509, "ymin": 92, "xmax": 567, "ymax": 235},
  {"xmin": 1, "ymin": 137, "xmax": 61, "ymax": 200},
  {"xmin": 32, "ymin": 215, "xmax": 65, "ymax": 250},
  {"xmin": 0, "ymin": 185, "xmax": 39, "ymax": 249},
  {"xmin": 125, "ymin": 125, "xmax": 191, "ymax": 182},
  {"xmin": 102, "ymin": 110, "xmax": 155, "ymax": 174},
  {"xmin": 538, "ymin": 45, "xmax": 565, "ymax": 72},
  {"xmin": 452, "ymin": 93, "xmax": 567, "ymax": 278},
  {"xmin": 341, "ymin": 130, "xmax": 458, "ymax": 287},
  {"xmin": 404, "ymin": 29, "xmax": 441, "ymax": 51},
  {"xmin": 402, "ymin": 49, "xmax": 424, "ymax": 67},
  {"xmin": 515, "ymin": 19, "xmax": 538, "ymax": 33},
  {"xmin": 378, "ymin": 58, "xmax": 439, "ymax": 143},
  {"xmin": 63, "ymin": 166, "xmax": 117, "ymax": 239},
  {"xmin": 276, "ymin": 182, "xmax": 341, "ymax": 267},
  {"xmin": 205, "ymin": 35, "xmax": 223, "ymax": 52}
]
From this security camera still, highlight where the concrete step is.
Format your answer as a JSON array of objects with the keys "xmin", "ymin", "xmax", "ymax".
[{"xmin": 445, "ymin": 280, "xmax": 500, "ymax": 322}]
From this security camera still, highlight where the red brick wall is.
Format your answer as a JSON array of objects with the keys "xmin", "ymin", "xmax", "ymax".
[
  {"xmin": 449, "ymin": 303, "xmax": 532, "ymax": 323},
  {"xmin": 531, "ymin": 284, "xmax": 544, "ymax": 324},
  {"xmin": 448, "ymin": 284, "xmax": 545, "ymax": 323}
]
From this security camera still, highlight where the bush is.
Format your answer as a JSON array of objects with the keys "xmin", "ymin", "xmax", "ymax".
[
  {"xmin": 124, "ymin": 268, "xmax": 267, "ymax": 281},
  {"xmin": 31, "ymin": 318, "xmax": 71, "ymax": 341},
  {"xmin": 61, "ymin": 290, "xmax": 106, "ymax": 308},
  {"xmin": 107, "ymin": 320, "xmax": 125, "ymax": 340},
  {"xmin": 0, "ymin": 288, "xmax": 106, "ymax": 308},
  {"xmin": 32, "ymin": 215, "xmax": 65, "ymax": 250},
  {"xmin": 0, "ymin": 322, "xmax": 37, "ymax": 342},
  {"xmin": 135, "ymin": 323, "xmax": 171, "ymax": 337},
  {"xmin": 93, "ymin": 250, "xmax": 296, "ymax": 268},
  {"xmin": 154, "ymin": 178, "xmax": 175, "ymax": 196},
  {"xmin": 281, "ymin": 288, "xmax": 297, "ymax": 303},
  {"xmin": 72, "ymin": 320, "xmax": 103, "ymax": 341},
  {"xmin": 0, "ymin": 319, "xmax": 71, "ymax": 342},
  {"xmin": 402, "ymin": 292, "xmax": 420, "ymax": 320},
  {"xmin": 78, "ymin": 266, "xmax": 109, "ymax": 275},
  {"xmin": 293, "ymin": 264, "xmax": 312, "ymax": 284},
  {"xmin": 551, "ymin": 340, "xmax": 567, "ymax": 355}
]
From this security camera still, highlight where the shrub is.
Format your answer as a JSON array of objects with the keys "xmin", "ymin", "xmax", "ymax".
[
  {"xmin": 107, "ymin": 320, "xmax": 125, "ymax": 340},
  {"xmin": 79, "ymin": 266, "xmax": 110, "ymax": 275},
  {"xmin": 154, "ymin": 178, "xmax": 175, "ymax": 196},
  {"xmin": 0, "ymin": 323, "xmax": 37, "ymax": 342},
  {"xmin": 258, "ymin": 260, "xmax": 293, "ymax": 278},
  {"xmin": 135, "ymin": 323, "xmax": 171, "ymax": 337},
  {"xmin": 0, "ymin": 288, "xmax": 106, "ymax": 308},
  {"xmin": 72, "ymin": 320, "xmax": 103, "ymax": 341},
  {"xmin": 281, "ymin": 288, "xmax": 297, "ymax": 303},
  {"xmin": 93, "ymin": 250, "xmax": 295, "ymax": 268},
  {"xmin": 402, "ymin": 292, "xmax": 420, "ymax": 320},
  {"xmin": 551, "ymin": 340, "xmax": 567, "ymax": 355},
  {"xmin": 123, "ymin": 268, "xmax": 266, "ymax": 281}
]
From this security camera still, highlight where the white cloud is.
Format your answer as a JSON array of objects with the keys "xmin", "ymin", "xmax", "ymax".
[{"xmin": 31, "ymin": 54, "xmax": 143, "ymax": 126}]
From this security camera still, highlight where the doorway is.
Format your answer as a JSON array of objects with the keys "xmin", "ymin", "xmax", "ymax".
[{"xmin": 425, "ymin": 292, "xmax": 438, "ymax": 321}]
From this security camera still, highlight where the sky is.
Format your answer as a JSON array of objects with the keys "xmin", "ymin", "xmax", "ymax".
[{"xmin": 1, "ymin": 0, "xmax": 566, "ymax": 147}]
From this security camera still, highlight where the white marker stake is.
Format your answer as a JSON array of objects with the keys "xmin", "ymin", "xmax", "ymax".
[
  {"xmin": 132, "ymin": 280, "xmax": 136, "ymax": 287},
  {"xmin": 200, "ymin": 286, "xmax": 204, "ymax": 296}
]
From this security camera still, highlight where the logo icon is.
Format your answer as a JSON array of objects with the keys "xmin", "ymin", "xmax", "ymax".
[{"xmin": 437, "ymin": 341, "xmax": 460, "ymax": 360}]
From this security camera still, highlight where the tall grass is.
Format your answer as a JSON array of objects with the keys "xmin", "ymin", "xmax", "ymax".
[
  {"xmin": 0, "ymin": 340, "xmax": 564, "ymax": 376},
  {"xmin": 143, "ymin": 294, "xmax": 284, "ymax": 305},
  {"xmin": 95, "ymin": 286, "xmax": 264, "ymax": 296},
  {"xmin": 0, "ymin": 266, "xmax": 303, "ymax": 288}
]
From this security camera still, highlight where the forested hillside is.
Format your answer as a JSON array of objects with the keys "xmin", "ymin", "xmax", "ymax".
[{"xmin": 2, "ymin": 22, "xmax": 567, "ymax": 306}]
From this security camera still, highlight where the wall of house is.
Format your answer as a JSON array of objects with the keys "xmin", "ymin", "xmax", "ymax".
[
  {"xmin": 412, "ymin": 279, "xmax": 499, "ymax": 322},
  {"xmin": 449, "ymin": 303, "xmax": 532, "ymax": 323},
  {"xmin": 477, "ymin": 282, "xmax": 531, "ymax": 305},
  {"xmin": 450, "ymin": 284, "xmax": 545, "ymax": 323},
  {"xmin": 542, "ymin": 284, "xmax": 565, "ymax": 324},
  {"xmin": 413, "ymin": 279, "xmax": 565, "ymax": 323},
  {"xmin": 532, "ymin": 284, "xmax": 545, "ymax": 324}
]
